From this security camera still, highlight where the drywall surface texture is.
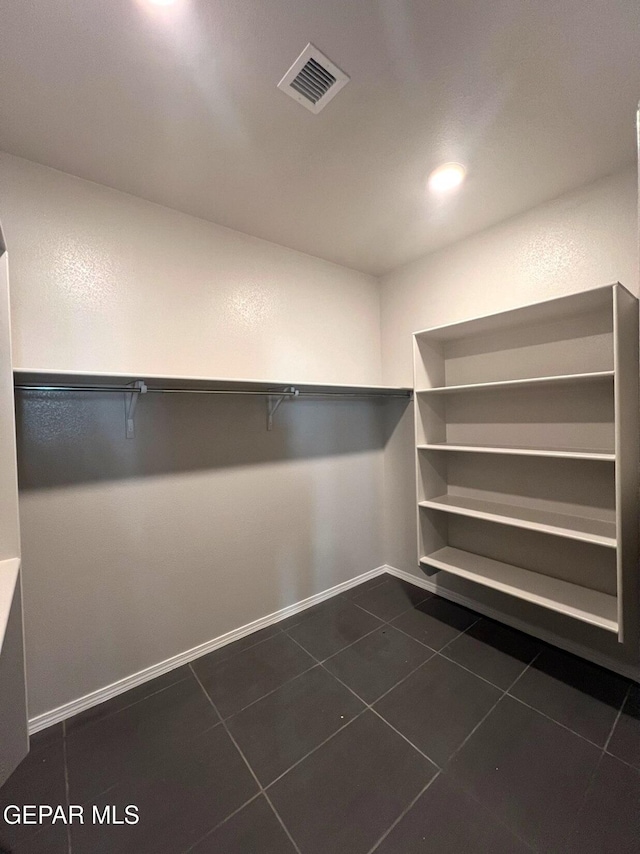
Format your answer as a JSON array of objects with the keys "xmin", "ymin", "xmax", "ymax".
[
  {"xmin": 381, "ymin": 168, "xmax": 640, "ymax": 676},
  {"xmin": 0, "ymin": 154, "xmax": 388, "ymax": 719},
  {"xmin": 0, "ymin": 153, "xmax": 382, "ymax": 384}
]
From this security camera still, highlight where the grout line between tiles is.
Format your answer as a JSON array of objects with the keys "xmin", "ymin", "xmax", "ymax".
[
  {"xmin": 213, "ymin": 661, "xmax": 319, "ymax": 722},
  {"xmin": 62, "ymin": 720, "xmax": 72, "ymax": 854},
  {"xmin": 603, "ymin": 682, "xmax": 631, "ymax": 753},
  {"xmin": 558, "ymin": 679, "xmax": 636, "ymax": 849},
  {"xmin": 435, "ymin": 648, "xmax": 522, "ymax": 692},
  {"xmin": 285, "ymin": 631, "xmax": 443, "ymax": 769},
  {"xmin": 189, "ymin": 664, "xmax": 303, "ymax": 854},
  {"xmin": 446, "ymin": 651, "xmax": 542, "ymax": 767},
  {"xmin": 286, "ymin": 623, "xmax": 384, "ymax": 666},
  {"xmin": 63, "ymin": 670, "xmax": 196, "ymax": 738},
  {"xmin": 367, "ymin": 705, "xmax": 442, "ymax": 769},
  {"xmin": 441, "ymin": 644, "xmax": 618, "ymax": 854},
  {"xmin": 365, "ymin": 771, "xmax": 441, "ymax": 854},
  {"xmin": 286, "ymin": 629, "xmax": 435, "ymax": 713},
  {"xmin": 180, "ymin": 792, "xmax": 263, "ymax": 854},
  {"xmin": 602, "ymin": 748, "xmax": 640, "ymax": 772},
  {"xmin": 264, "ymin": 711, "xmax": 366, "ymax": 790},
  {"xmin": 433, "ymin": 652, "xmax": 545, "ymax": 854},
  {"xmin": 389, "ymin": 616, "xmax": 480, "ymax": 655},
  {"xmin": 196, "ymin": 628, "xmax": 285, "ymax": 666},
  {"xmin": 349, "ymin": 588, "xmax": 432, "ymax": 623},
  {"xmin": 505, "ymin": 692, "xmax": 617, "ymax": 752},
  {"xmin": 261, "ymin": 788, "xmax": 305, "ymax": 854},
  {"xmin": 435, "ymin": 615, "xmax": 483, "ymax": 653},
  {"xmin": 291, "ymin": 616, "xmax": 538, "ymax": 854}
]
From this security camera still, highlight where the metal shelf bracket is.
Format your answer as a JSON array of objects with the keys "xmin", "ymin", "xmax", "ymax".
[
  {"xmin": 125, "ymin": 380, "xmax": 147, "ymax": 438},
  {"xmin": 267, "ymin": 387, "xmax": 298, "ymax": 430}
]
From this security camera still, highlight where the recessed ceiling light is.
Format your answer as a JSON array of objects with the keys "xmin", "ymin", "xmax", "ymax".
[
  {"xmin": 147, "ymin": 0, "xmax": 177, "ymax": 6},
  {"xmin": 428, "ymin": 162, "xmax": 466, "ymax": 194}
]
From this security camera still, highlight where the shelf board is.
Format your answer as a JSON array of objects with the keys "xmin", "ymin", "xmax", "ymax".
[
  {"xmin": 419, "ymin": 494, "xmax": 616, "ymax": 548},
  {"xmin": 419, "ymin": 547, "xmax": 618, "ymax": 633},
  {"xmin": 417, "ymin": 443, "xmax": 615, "ymax": 461},
  {"xmin": 415, "ymin": 371, "xmax": 614, "ymax": 395},
  {"xmin": 13, "ymin": 369, "xmax": 413, "ymax": 398},
  {"xmin": 413, "ymin": 284, "xmax": 615, "ymax": 342},
  {"xmin": 0, "ymin": 558, "xmax": 20, "ymax": 656}
]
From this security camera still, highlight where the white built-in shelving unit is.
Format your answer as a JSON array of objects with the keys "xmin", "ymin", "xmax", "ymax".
[{"xmin": 414, "ymin": 284, "xmax": 639, "ymax": 642}]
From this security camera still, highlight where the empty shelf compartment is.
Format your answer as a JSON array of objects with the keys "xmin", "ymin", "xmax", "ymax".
[
  {"xmin": 419, "ymin": 546, "xmax": 617, "ymax": 633},
  {"xmin": 419, "ymin": 494, "xmax": 616, "ymax": 548}
]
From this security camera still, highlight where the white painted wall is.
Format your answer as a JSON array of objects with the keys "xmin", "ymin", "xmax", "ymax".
[
  {"xmin": 380, "ymin": 166, "xmax": 639, "ymax": 673},
  {"xmin": 0, "ymin": 153, "xmax": 388, "ymax": 719},
  {"xmin": 0, "ymin": 153, "xmax": 382, "ymax": 384},
  {"xmin": 382, "ymin": 167, "xmax": 638, "ymax": 389}
]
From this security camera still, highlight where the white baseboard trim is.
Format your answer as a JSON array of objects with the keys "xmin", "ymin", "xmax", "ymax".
[
  {"xmin": 385, "ymin": 565, "xmax": 640, "ymax": 683},
  {"xmin": 29, "ymin": 565, "xmax": 389, "ymax": 734}
]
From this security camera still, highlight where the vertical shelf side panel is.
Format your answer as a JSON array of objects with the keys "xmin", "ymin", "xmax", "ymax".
[
  {"xmin": 0, "ymin": 571, "xmax": 28, "ymax": 787},
  {"xmin": 414, "ymin": 336, "xmax": 446, "ymax": 564},
  {"xmin": 0, "ymin": 236, "xmax": 28, "ymax": 783},
  {"xmin": 613, "ymin": 285, "xmax": 640, "ymax": 645},
  {"xmin": 0, "ymin": 253, "xmax": 20, "ymax": 560}
]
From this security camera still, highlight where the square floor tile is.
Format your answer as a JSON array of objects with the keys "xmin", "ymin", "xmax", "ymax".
[
  {"xmin": 268, "ymin": 711, "xmax": 437, "ymax": 854},
  {"xmin": 341, "ymin": 575, "xmax": 390, "ymax": 600},
  {"xmin": 192, "ymin": 632, "xmax": 315, "ymax": 718},
  {"xmin": 566, "ymin": 753, "xmax": 640, "ymax": 854},
  {"xmin": 0, "ymin": 732, "xmax": 66, "ymax": 847},
  {"xmin": 607, "ymin": 683, "xmax": 640, "ymax": 769},
  {"xmin": 8, "ymin": 824, "xmax": 69, "ymax": 854},
  {"xmin": 66, "ymin": 666, "xmax": 194, "ymax": 736},
  {"xmin": 391, "ymin": 596, "xmax": 478, "ymax": 651},
  {"xmin": 66, "ymin": 676, "xmax": 219, "ymax": 803},
  {"xmin": 189, "ymin": 625, "xmax": 283, "ymax": 669},
  {"xmin": 324, "ymin": 625, "xmax": 434, "ymax": 704},
  {"xmin": 188, "ymin": 795, "xmax": 297, "ymax": 854},
  {"xmin": 374, "ymin": 655, "xmax": 500, "ymax": 766},
  {"xmin": 352, "ymin": 577, "xmax": 430, "ymax": 622},
  {"xmin": 276, "ymin": 595, "xmax": 346, "ymax": 632},
  {"xmin": 70, "ymin": 726, "xmax": 258, "ymax": 854},
  {"xmin": 28, "ymin": 722, "xmax": 64, "ymax": 755},
  {"xmin": 226, "ymin": 666, "xmax": 364, "ymax": 785},
  {"xmin": 373, "ymin": 774, "xmax": 532, "ymax": 854},
  {"xmin": 442, "ymin": 618, "xmax": 541, "ymax": 689},
  {"xmin": 286, "ymin": 599, "xmax": 383, "ymax": 661},
  {"xmin": 509, "ymin": 647, "xmax": 629, "ymax": 745},
  {"xmin": 448, "ymin": 695, "xmax": 602, "ymax": 851}
]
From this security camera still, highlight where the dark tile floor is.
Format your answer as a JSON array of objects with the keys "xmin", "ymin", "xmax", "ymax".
[{"xmin": 1, "ymin": 573, "xmax": 638, "ymax": 854}]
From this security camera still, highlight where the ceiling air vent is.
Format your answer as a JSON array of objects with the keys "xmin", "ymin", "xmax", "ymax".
[{"xmin": 278, "ymin": 43, "xmax": 349, "ymax": 114}]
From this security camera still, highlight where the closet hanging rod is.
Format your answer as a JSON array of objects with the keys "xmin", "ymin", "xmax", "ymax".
[{"xmin": 14, "ymin": 384, "xmax": 412, "ymax": 399}]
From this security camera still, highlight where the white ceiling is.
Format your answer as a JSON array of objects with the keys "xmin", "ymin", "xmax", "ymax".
[{"xmin": 0, "ymin": 0, "xmax": 638, "ymax": 275}]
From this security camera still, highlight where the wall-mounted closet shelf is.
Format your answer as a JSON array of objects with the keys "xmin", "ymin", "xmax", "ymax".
[
  {"xmin": 419, "ymin": 547, "xmax": 618, "ymax": 634},
  {"xmin": 415, "ymin": 370, "xmax": 614, "ymax": 395},
  {"xmin": 414, "ymin": 283, "xmax": 639, "ymax": 644},
  {"xmin": 0, "ymin": 558, "xmax": 20, "ymax": 655},
  {"xmin": 14, "ymin": 369, "xmax": 413, "ymax": 398},
  {"xmin": 417, "ymin": 443, "xmax": 615, "ymax": 461},
  {"xmin": 14, "ymin": 370, "xmax": 413, "ymax": 435},
  {"xmin": 419, "ymin": 495, "xmax": 616, "ymax": 548},
  {"xmin": 413, "ymin": 283, "xmax": 614, "ymax": 341}
]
